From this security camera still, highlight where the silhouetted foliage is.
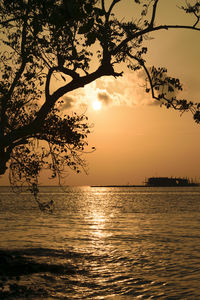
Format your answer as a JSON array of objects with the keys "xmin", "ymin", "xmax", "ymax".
[{"xmin": 0, "ymin": 0, "xmax": 200, "ymax": 206}]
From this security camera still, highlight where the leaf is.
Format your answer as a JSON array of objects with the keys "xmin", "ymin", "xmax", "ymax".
[
  {"xmin": 94, "ymin": 8, "xmax": 105, "ymax": 16},
  {"xmin": 78, "ymin": 18, "xmax": 94, "ymax": 34},
  {"xmin": 86, "ymin": 31, "xmax": 96, "ymax": 45},
  {"xmin": 84, "ymin": 3, "xmax": 93, "ymax": 14}
]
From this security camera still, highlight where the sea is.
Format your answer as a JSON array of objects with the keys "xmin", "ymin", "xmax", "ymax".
[{"xmin": 0, "ymin": 185, "xmax": 200, "ymax": 299}]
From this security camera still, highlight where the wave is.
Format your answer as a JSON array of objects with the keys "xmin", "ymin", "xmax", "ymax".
[{"xmin": 1, "ymin": 247, "xmax": 199, "ymax": 299}]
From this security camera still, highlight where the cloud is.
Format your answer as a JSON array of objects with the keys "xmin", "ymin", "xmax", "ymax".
[
  {"xmin": 59, "ymin": 70, "xmax": 171, "ymax": 111},
  {"xmin": 62, "ymin": 95, "xmax": 75, "ymax": 109},
  {"xmin": 97, "ymin": 90, "xmax": 112, "ymax": 105},
  {"xmin": 95, "ymin": 71, "xmax": 155, "ymax": 107},
  {"xmin": 97, "ymin": 91, "xmax": 110, "ymax": 104}
]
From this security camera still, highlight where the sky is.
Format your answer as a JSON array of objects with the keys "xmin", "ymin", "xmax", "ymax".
[
  {"xmin": 62, "ymin": 0, "xmax": 200, "ymax": 186},
  {"xmin": 1, "ymin": 0, "xmax": 200, "ymax": 186}
]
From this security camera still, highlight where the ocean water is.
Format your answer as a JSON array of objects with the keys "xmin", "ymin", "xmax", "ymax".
[{"xmin": 0, "ymin": 186, "xmax": 200, "ymax": 299}]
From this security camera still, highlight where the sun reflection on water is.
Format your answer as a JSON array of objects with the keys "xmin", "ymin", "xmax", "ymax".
[
  {"xmin": 87, "ymin": 208, "xmax": 108, "ymax": 239},
  {"xmin": 83, "ymin": 189, "xmax": 115, "ymax": 247},
  {"xmin": 1, "ymin": 186, "xmax": 200, "ymax": 298}
]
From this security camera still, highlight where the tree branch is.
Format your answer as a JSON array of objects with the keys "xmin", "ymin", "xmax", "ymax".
[
  {"xmin": 0, "ymin": 12, "xmax": 29, "ymax": 139},
  {"xmin": 111, "ymin": 24, "xmax": 200, "ymax": 56},
  {"xmin": 6, "ymin": 15, "xmax": 28, "ymax": 98},
  {"xmin": 149, "ymin": 0, "xmax": 159, "ymax": 28},
  {"xmin": 45, "ymin": 68, "xmax": 54, "ymax": 100},
  {"xmin": 106, "ymin": 0, "xmax": 121, "ymax": 21},
  {"xmin": 45, "ymin": 66, "xmax": 80, "ymax": 99},
  {"xmin": 130, "ymin": 54, "xmax": 198, "ymax": 116},
  {"xmin": 193, "ymin": 11, "xmax": 200, "ymax": 27},
  {"xmin": 127, "ymin": 53, "xmax": 155, "ymax": 99},
  {"xmin": 39, "ymin": 64, "xmax": 122, "ymax": 123},
  {"xmin": 58, "ymin": 66, "xmax": 80, "ymax": 79},
  {"xmin": 0, "ymin": 16, "xmax": 23, "ymax": 26},
  {"xmin": 101, "ymin": 0, "xmax": 105, "ymax": 13},
  {"xmin": 1, "ymin": 63, "xmax": 122, "ymax": 148}
]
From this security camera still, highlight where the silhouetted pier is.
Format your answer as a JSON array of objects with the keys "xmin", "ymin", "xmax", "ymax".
[{"xmin": 145, "ymin": 177, "xmax": 198, "ymax": 187}]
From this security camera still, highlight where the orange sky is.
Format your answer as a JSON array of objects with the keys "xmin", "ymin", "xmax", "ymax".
[
  {"xmin": 65, "ymin": 0, "xmax": 200, "ymax": 186},
  {"xmin": 1, "ymin": 0, "xmax": 200, "ymax": 186}
]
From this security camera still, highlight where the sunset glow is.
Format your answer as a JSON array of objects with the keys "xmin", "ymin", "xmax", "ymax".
[{"xmin": 92, "ymin": 100, "xmax": 102, "ymax": 111}]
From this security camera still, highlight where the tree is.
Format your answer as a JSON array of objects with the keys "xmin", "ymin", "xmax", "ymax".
[{"xmin": 0, "ymin": 0, "xmax": 200, "ymax": 205}]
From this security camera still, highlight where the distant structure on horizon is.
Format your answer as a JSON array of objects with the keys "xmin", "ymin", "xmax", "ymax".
[{"xmin": 145, "ymin": 177, "xmax": 198, "ymax": 187}]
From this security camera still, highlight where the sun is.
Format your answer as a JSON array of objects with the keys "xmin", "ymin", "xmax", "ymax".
[{"xmin": 92, "ymin": 100, "xmax": 102, "ymax": 111}]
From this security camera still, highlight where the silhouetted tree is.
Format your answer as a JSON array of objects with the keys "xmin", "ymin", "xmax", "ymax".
[{"xmin": 0, "ymin": 0, "xmax": 200, "ymax": 203}]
